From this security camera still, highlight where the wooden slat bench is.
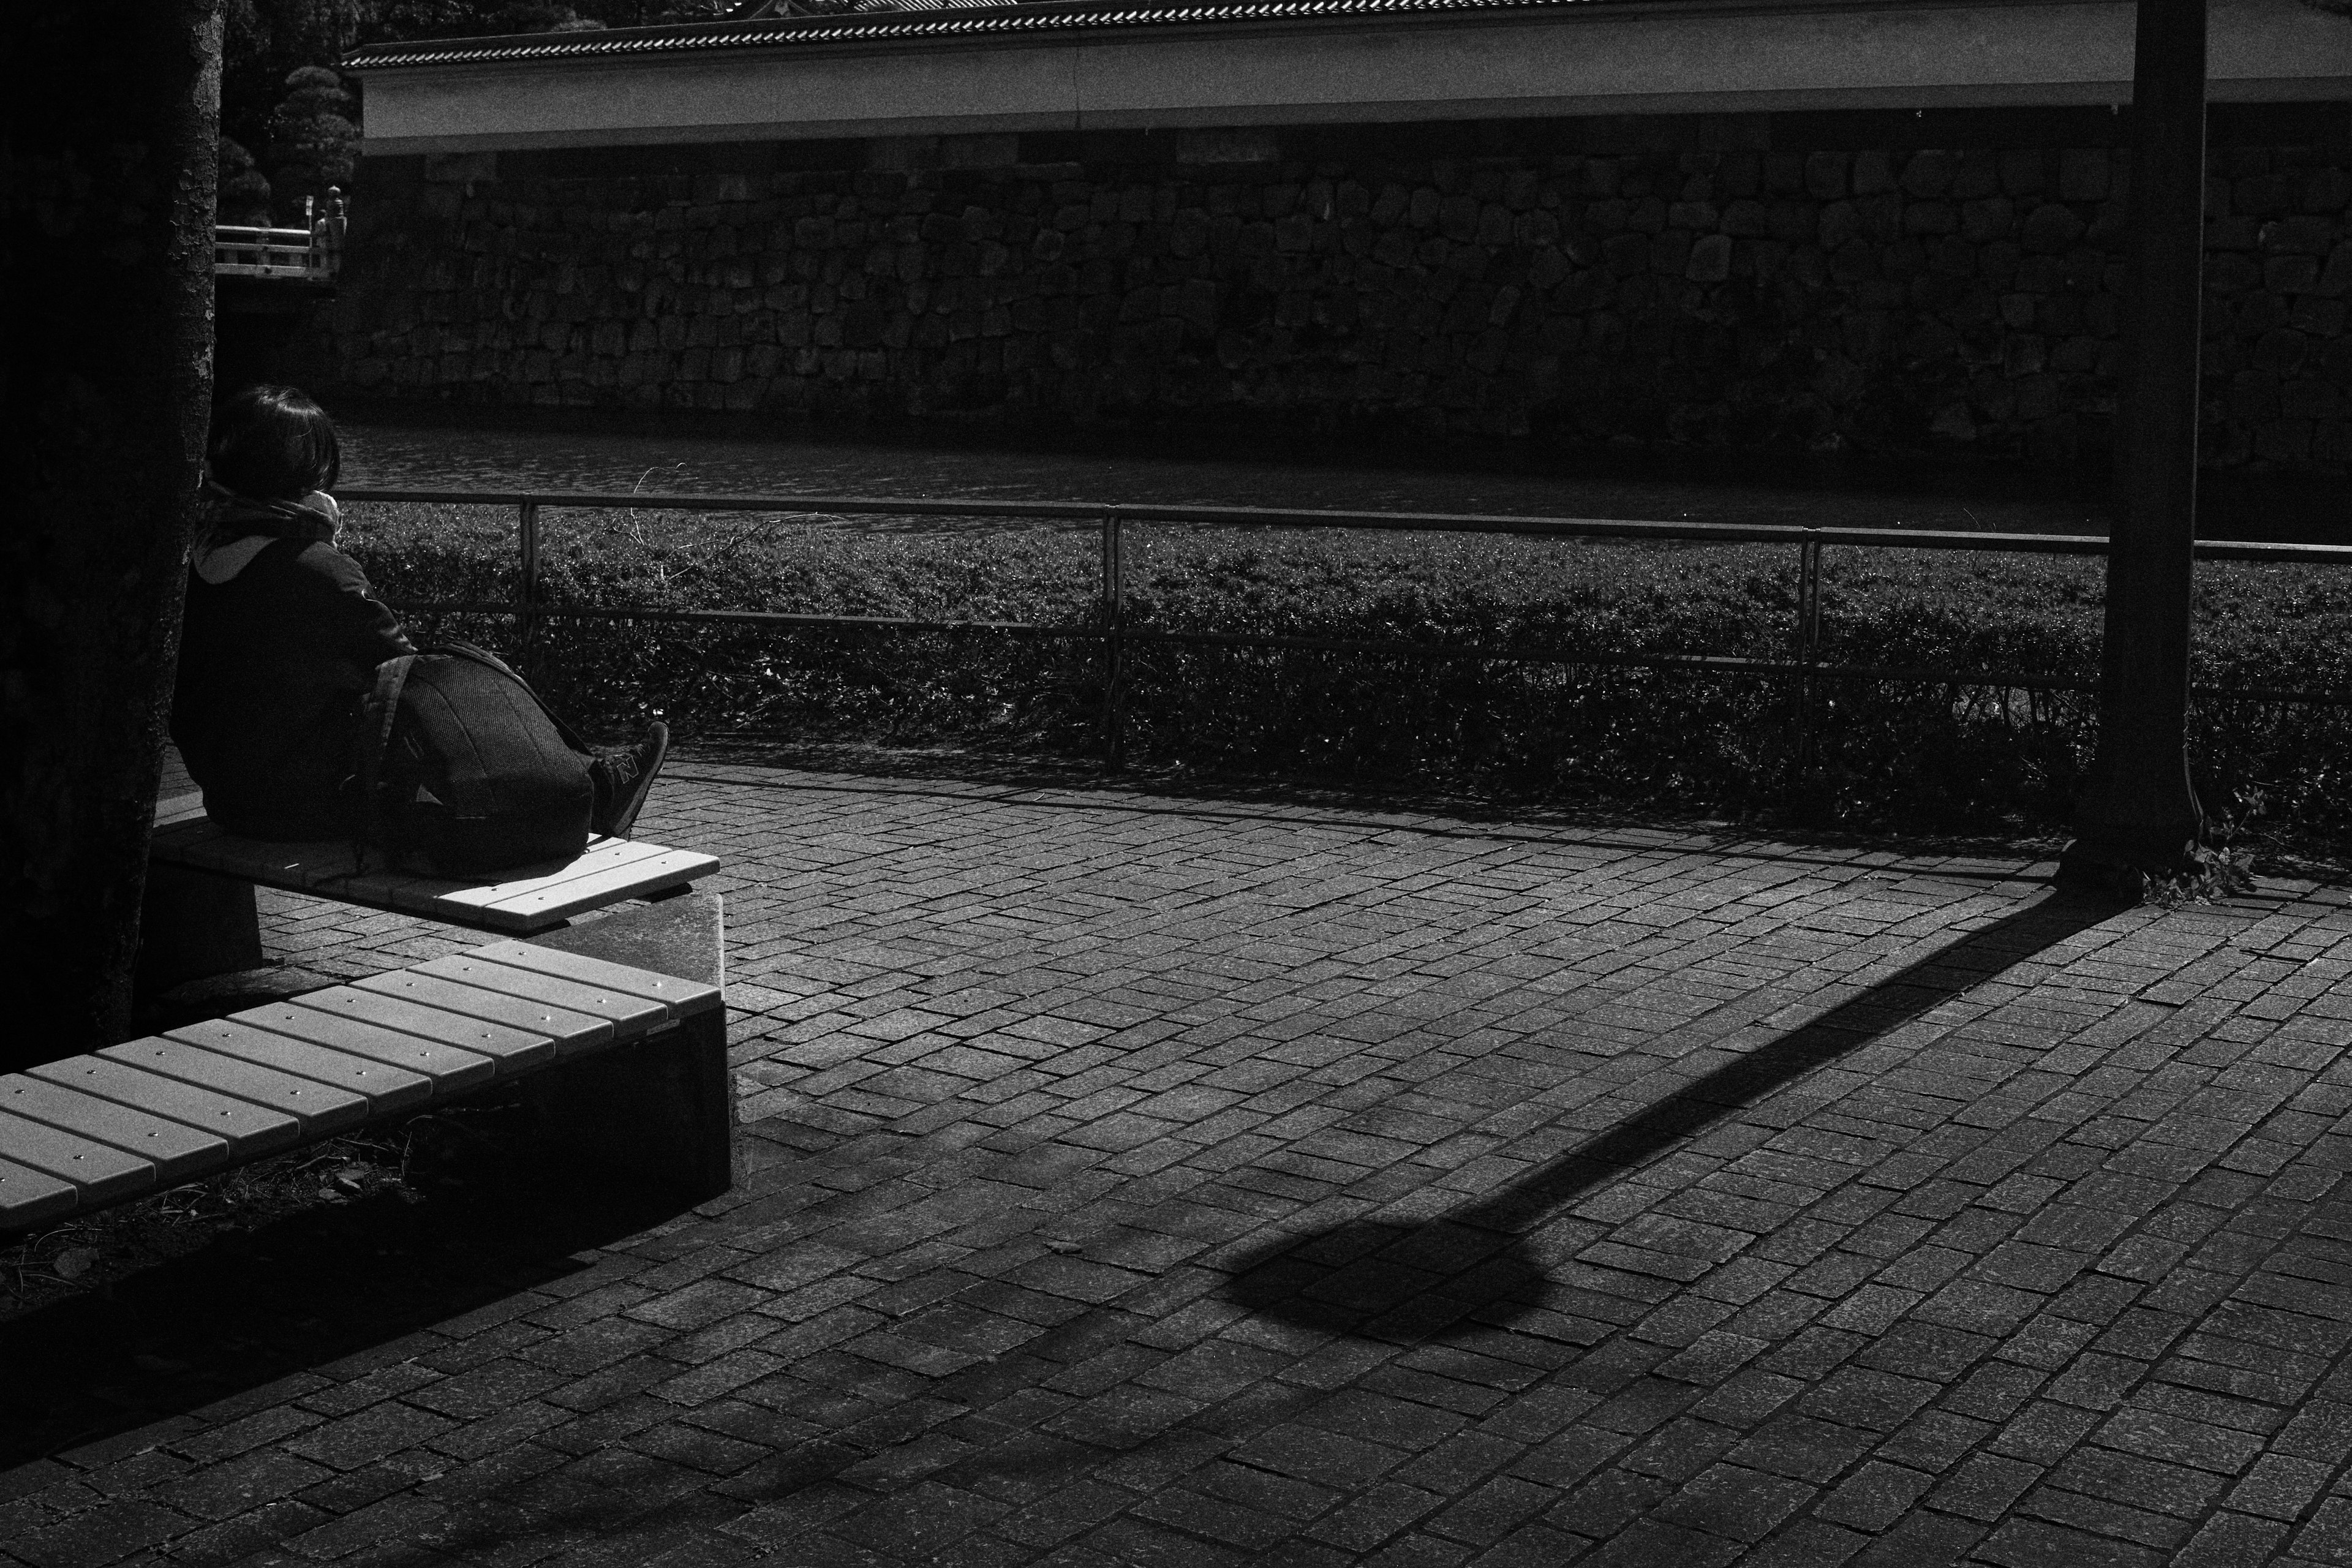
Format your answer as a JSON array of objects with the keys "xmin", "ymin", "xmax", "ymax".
[
  {"xmin": 1, "ymin": 933, "xmax": 731, "ymax": 1232},
  {"xmin": 141, "ymin": 791, "xmax": 723, "ymax": 992},
  {"xmin": 150, "ymin": 791, "xmax": 719, "ymax": 933}
]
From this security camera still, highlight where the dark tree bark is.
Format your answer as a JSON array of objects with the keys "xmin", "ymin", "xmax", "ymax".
[
  {"xmin": 2058, "ymin": 0, "xmax": 2208, "ymax": 899},
  {"xmin": 1, "ymin": 2, "xmax": 221, "ymax": 1064}
]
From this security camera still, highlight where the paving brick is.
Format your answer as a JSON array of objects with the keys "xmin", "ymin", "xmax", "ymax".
[
  {"xmin": 1727, "ymin": 1414, "xmax": 1877, "ymax": 1482},
  {"xmin": 1302, "ymin": 1480, "xmax": 1443, "ymax": 1552},
  {"xmin": 1972, "ymin": 1515, "xmax": 2164, "ymax": 1567},
  {"xmin": 1646, "ymin": 1461, "xmax": 1812, "ymax": 1542},
  {"xmin": 1815, "ymin": 1460, "xmax": 1933, "ymax": 1531},
  {"xmin": 12, "ymin": 756, "xmax": 2352, "ymax": 1565},
  {"xmin": 2176, "ymin": 1510, "xmax": 2294, "ymax": 1568}
]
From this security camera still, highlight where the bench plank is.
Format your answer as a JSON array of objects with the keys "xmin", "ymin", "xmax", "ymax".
[
  {"xmin": 0, "ymin": 1157, "xmax": 80, "ymax": 1229},
  {"xmin": 239, "ymin": 1001, "xmax": 502, "ymax": 1093},
  {"xmin": 409, "ymin": 954, "xmax": 671, "ymax": 1036},
  {"xmin": 99, "ymin": 1038, "xmax": 371, "ymax": 1137},
  {"xmin": 0, "ymin": 1080, "xmax": 225, "ymax": 1184},
  {"xmin": 149, "ymin": 793, "xmax": 718, "ymax": 937},
  {"xmin": 476, "ymin": 848, "xmax": 717, "ymax": 925},
  {"xmin": 420, "ymin": 839, "xmax": 669, "ymax": 914},
  {"xmin": 28, "ymin": 1058, "xmax": 303, "ymax": 1159},
  {"xmin": 0, "ymin": 1112, "xmax": 154, "ymax": 1208},
  {"xmin": 352, "ymin": 971, "xmax": 612, "ymax": 1057},
  {"xmin": 467, "ymin": 940, "xmax": 724, "ymax": 1017},
  {"xmin": 289, "ymin": 988, "xmax": 557, "ymax": 1076},
  {"xmin": 164, "ymin": 1019, "xmax": 434, "ymax": 1114},
  {"xmin": 382, "ymin": 838, "xmax": 646, "ymax": 914}
]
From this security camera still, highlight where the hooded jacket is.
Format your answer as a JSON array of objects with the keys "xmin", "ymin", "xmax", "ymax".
[{"xmin": 170, "ymin": 488, "xmax": 415, "ymax": 840}]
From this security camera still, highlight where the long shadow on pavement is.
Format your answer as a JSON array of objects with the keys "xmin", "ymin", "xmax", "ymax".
[{"xmin": 1220, "ymin": 890, "xmax": 2116, "ymax": 1340}]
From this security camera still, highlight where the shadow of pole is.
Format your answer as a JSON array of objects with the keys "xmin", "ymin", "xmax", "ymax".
[{"xmin": 1220, "ymin": 891, "xmax": 2117, "ymax": 1342}]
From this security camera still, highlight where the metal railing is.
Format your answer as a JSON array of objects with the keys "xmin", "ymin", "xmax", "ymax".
[{"xmin": 339, "ymin": 486, "xmax": 2352, "ymax": 765}]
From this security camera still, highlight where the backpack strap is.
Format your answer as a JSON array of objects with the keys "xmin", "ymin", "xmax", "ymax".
[{"xmin": 356, "ymin": 652, "xmax": 417, "ymax": 867}]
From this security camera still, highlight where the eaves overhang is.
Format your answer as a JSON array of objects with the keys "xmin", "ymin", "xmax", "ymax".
[
  {"xmin": 346, "ymin": 0, "xmax": 1613, "ymax": 70},
  {"xmin": 345, "ymin": 0, "xmax": 2352, "ymax": 156}
]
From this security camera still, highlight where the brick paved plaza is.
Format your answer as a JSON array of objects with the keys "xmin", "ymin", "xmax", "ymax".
[{"xmin": 8, "ymin": 748, "xmax": 2352, "ymax": 1567}]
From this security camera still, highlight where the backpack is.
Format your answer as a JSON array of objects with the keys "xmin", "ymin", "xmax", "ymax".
[{"xmin": 358, "ymin": 641, "xmax": 594, "ymax": 875}]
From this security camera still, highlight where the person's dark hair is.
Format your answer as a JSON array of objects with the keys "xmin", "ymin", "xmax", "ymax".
[{"xmin": 208, "ymin": 384, "xmax": 340, "ymax": 499}]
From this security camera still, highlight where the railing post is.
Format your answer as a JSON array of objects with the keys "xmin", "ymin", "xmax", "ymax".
[
  {"xmin": 1792, "ymin": 531, "xmax": 1823, "ymax": 790},
  {"xmin": 518, "ymin": 500, "xmax": 541, "ymax": 666},
  {"xmin": 1101, "ymin": 507, "xmax": 1125, "ymax": 770}
]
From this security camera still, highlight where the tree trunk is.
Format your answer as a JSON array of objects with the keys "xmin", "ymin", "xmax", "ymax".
[{"xmin": 1, "ymin": 2, "xmax": 221, "ymax": 1065}]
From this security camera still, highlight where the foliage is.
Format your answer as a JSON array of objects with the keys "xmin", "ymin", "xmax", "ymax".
[
  {"xmin": 219, "ymin": 0, "xmax": 368, "ymax": 156},
  {"xmin": 266, "ymin": 66, "xmax": 360, "ymax": 217},
  {"xmin": 359, "ymin": 0, "xmax": 734, "ymax": 39},
  {"xmin": 216, "ymin": 0, "xmax": 718, "ymax": 216},
  {"xmin": 216, "ymin": 137, "xmax": 274, "ymax": 227},
  {"xmin": 339, "ymin": 503, "xmax": 2352, "ymax": 848},
  {"xmin": 483, "ymin": 4, "xmax": 610, "ymax": 30}
]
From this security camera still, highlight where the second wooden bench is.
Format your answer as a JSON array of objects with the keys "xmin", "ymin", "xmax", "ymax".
[{"xmin": 2, "ymin": 929, "xmax": 731, "ymax": 1233}]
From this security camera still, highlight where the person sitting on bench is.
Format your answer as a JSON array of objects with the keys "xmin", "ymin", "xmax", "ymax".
[{"xmin": 172, "ymin": 384, "xmax": 668, "ymax": 862}]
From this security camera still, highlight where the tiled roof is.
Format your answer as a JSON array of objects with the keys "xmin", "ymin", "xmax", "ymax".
[{"xmin": 346, "ymin": 0, "xmax": 1601, "ymax": 69}]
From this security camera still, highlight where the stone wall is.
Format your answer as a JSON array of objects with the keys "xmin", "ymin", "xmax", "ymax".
[{"xmin": 313, "ymin": 105, "xmax": 2352, "ymax": 470}]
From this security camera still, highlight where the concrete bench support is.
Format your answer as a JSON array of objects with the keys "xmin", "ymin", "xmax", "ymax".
[
  {"xmin": 513, "ymin": 891, "xmax": 733, "ymax": 1205},
  {"xmin": 135, "ymin": 865, "xmax": 263, "ymax": 995}
]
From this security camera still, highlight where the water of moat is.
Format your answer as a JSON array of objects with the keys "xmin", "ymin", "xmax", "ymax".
[{"xmin": 339, "ymin": 418, "xmax": 2336, "ymax": 541}]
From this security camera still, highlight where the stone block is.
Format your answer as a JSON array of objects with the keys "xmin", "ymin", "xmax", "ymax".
[
  {"xmin": 1686, "ymin": 235, "xmax": 1732, "ymax": 283},
  {"xmin": 1903, "ymin": 150, "xmax": 1959, "ymax": 198},
  {"xmin": 2264, "ymin": 216, "xmax": 2336, "ymax": 256},
  {"xmin": 2291, "ymin": 296, "xmax": 2346, "ymax": 336},
  {"xmin": 2268, "ymin": 255, "xmax": 2324, "ymax": 295},
  {"xmin": 2021, "ymin": 203, "xmax": 2087, "ymax": 254},
  {"xmin": 1706, "ymin": 199, "xmax": 1760, "ymax": 237},
  {"xmin": 1768, "ymin": 200, "xmax": 1815, "ymax": 243},
  {"xmin": 2057, "ymin": 149, "xmax": 2109, "ymax": 202},
  {"xmin": 2255, "ymin": 327, "xmax": 2310, "ymax": 372},
  {"xmin": 2282, "ymin": 379, "xmax": 2345, "ymax": 418},
  {"xmin": 1817, "ymin": 202, "xmax": 1861, "ymax": 250},
  {"xmin": 2304, "ymin": 167, "xmax": 2352, "ymax": 214},
  {"xmin": 1961, "ymin": 198, "xmax": 2015, "ymax": 243},
  {"xmin": 1603, "ymin": 232, "xmax": 1651, "ymax": 275},
  {"xmin": 1852, "ymin": 149, "xmax": 1898, "ymax": 195},
  {"xmin": 2239, "ymin": 172, "xmax": 2299, "ymax": 216}
]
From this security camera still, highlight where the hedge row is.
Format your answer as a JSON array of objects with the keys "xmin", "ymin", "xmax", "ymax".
[{"xmin": 342, "ymin": 502, "xmax": 2352, "ymax": 842}]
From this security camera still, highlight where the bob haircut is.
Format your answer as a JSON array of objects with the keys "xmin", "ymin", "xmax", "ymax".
[{"xmin": 208, "ymin": 384, "xmax": 341, "ymax": 500}]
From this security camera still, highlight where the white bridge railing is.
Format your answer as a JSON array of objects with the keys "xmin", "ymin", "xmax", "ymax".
[{"xmin": 214, "ymin": 189, "xmax": 346, "ymax": 281}]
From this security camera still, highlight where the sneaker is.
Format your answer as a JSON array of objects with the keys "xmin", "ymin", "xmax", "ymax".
[{"xmin": 591, "ymin": 722, "xmax": 669, "ymax": 839}]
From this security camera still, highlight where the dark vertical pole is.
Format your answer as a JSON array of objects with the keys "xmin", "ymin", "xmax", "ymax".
[
  {"xmin": 2058, "ymin": 0, "xmax": 2207, "ymax": 897},
  {"xmin": 1792, "ymin": 532, "xmax": 1823, "ymax": 794},
  {"xmin": 518, "ymin": 500, "xmax": 541, "ymax": 666},
  {"xmin": 1101, "ymin": 508, "xmax": 1126, "ymax": 770}
]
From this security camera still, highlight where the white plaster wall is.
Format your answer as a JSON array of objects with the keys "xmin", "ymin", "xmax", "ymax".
[{"xmin": 358, "ymin": 0, "xmax": 2352, "ymax": 154}]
